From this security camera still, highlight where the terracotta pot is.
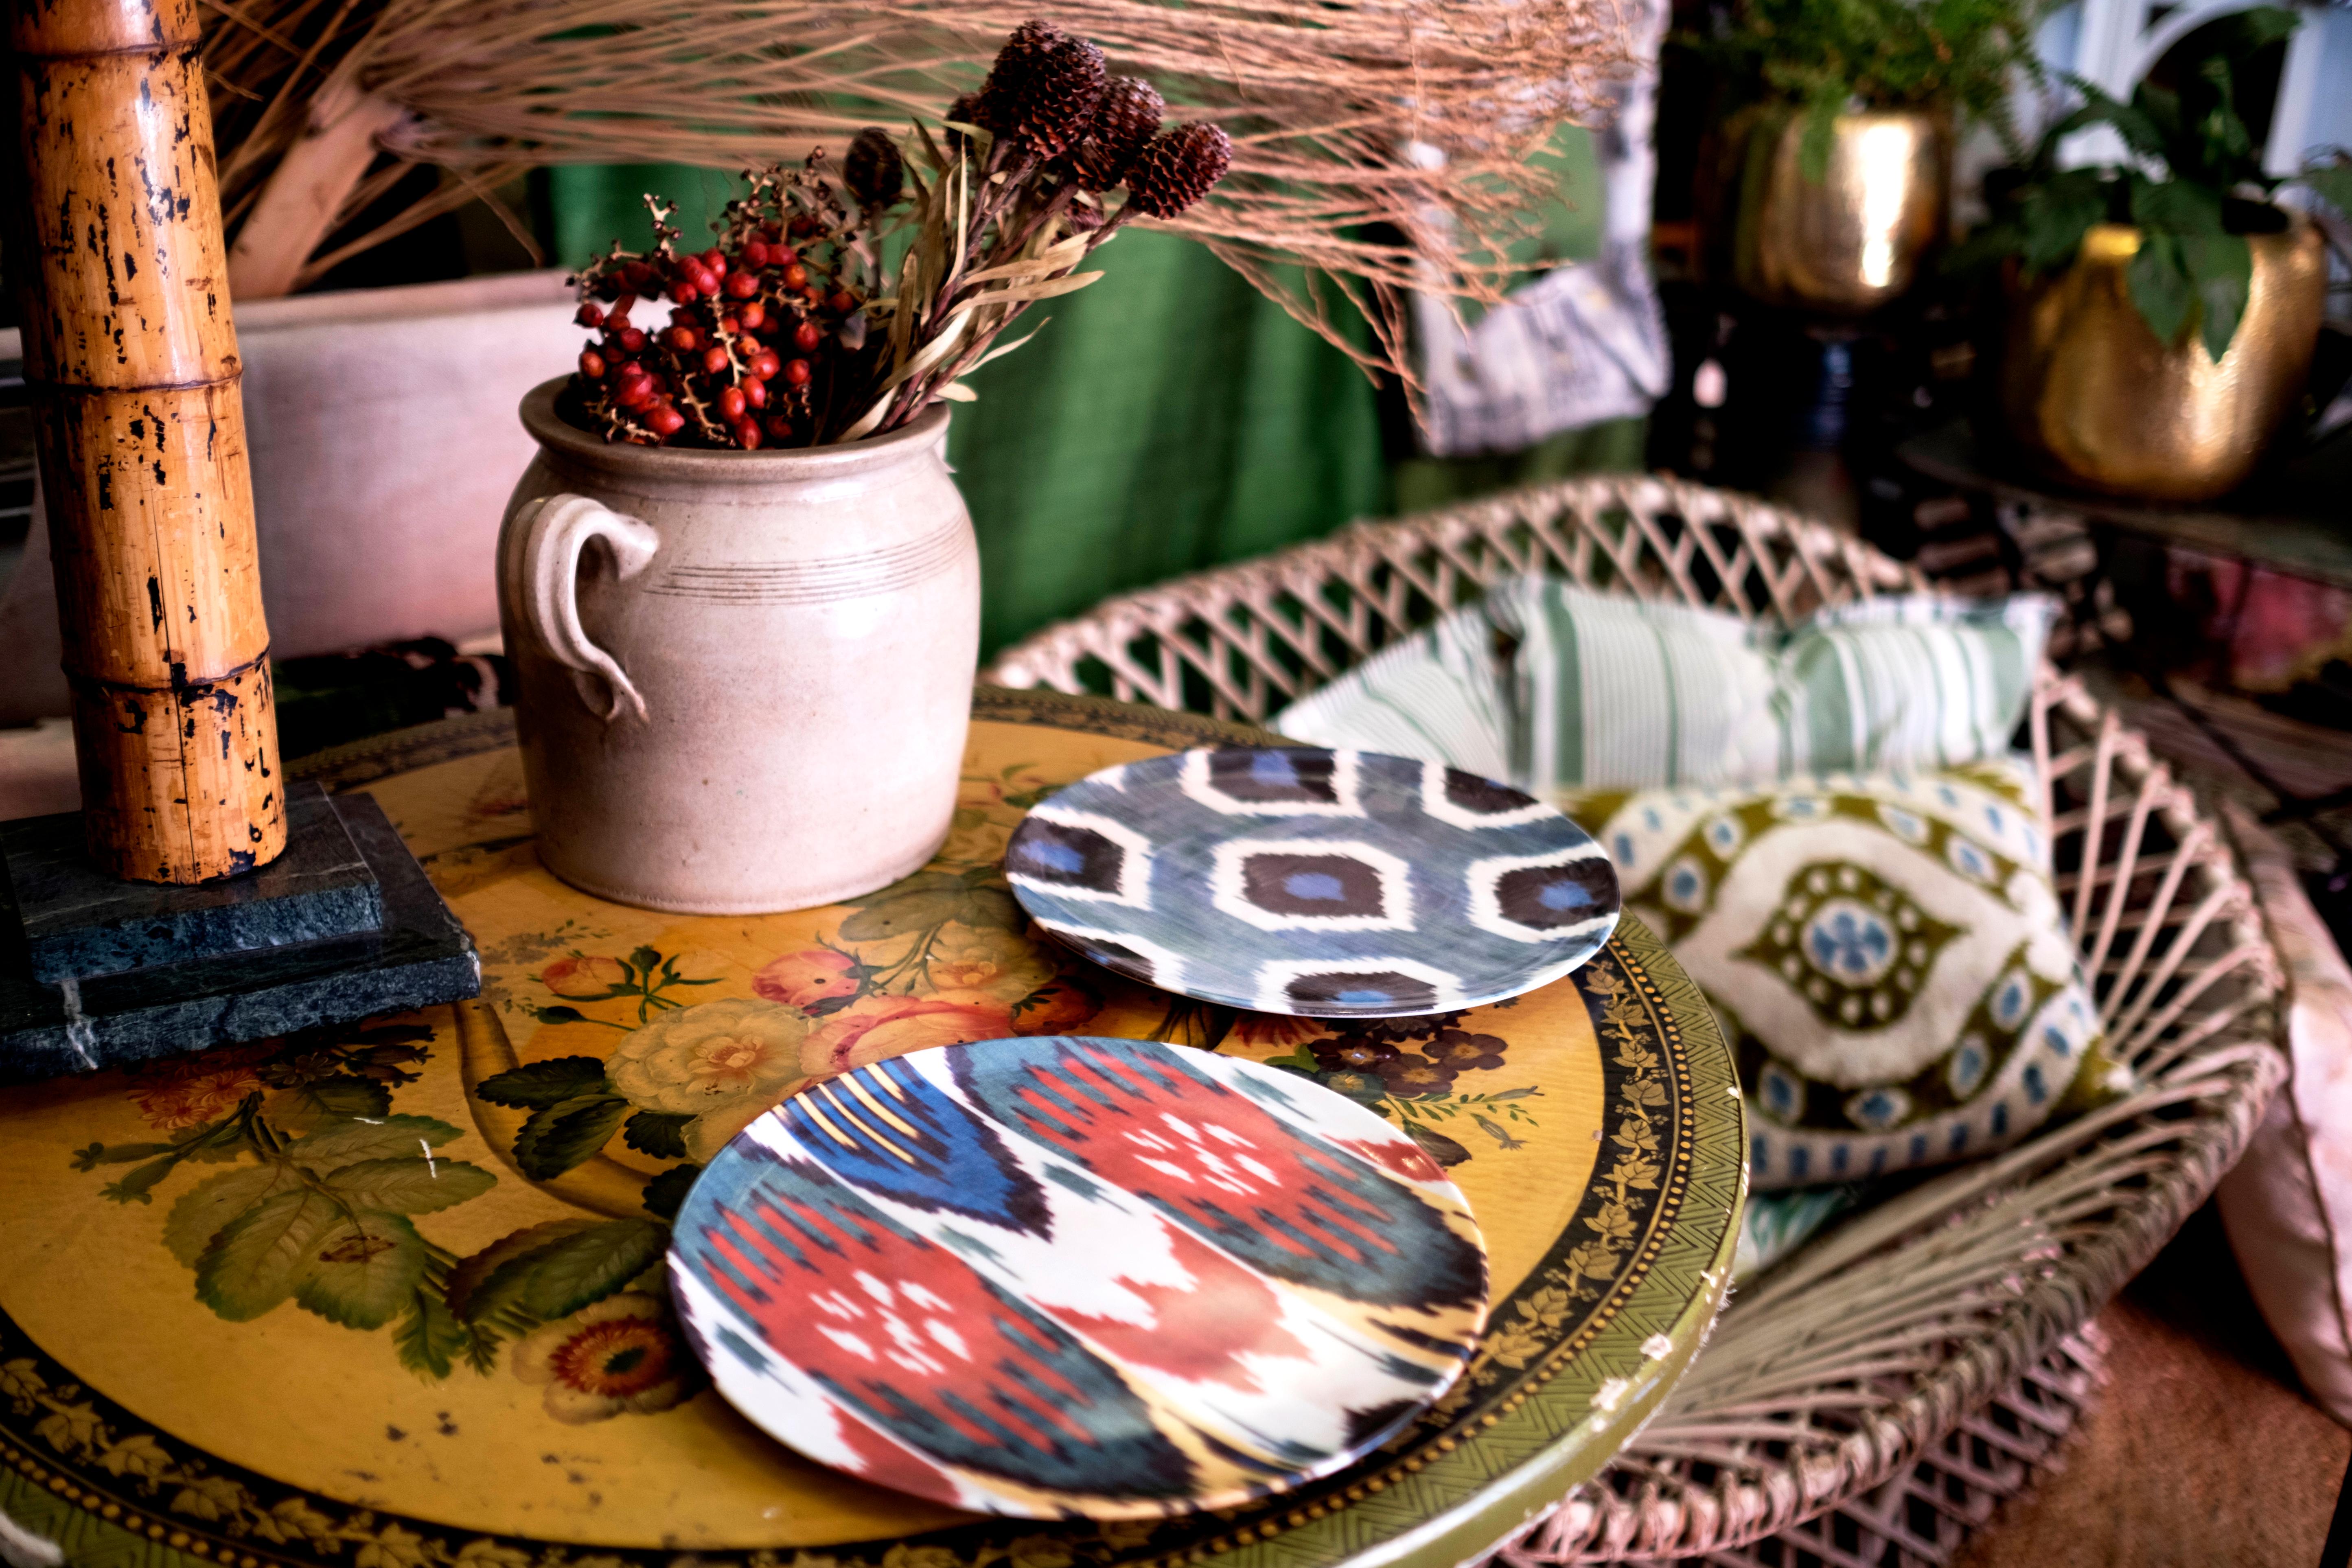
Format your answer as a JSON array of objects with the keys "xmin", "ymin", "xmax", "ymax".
[
  {"xmin": 1996, "ymin": 218, "xmax": 2327, "ymax": 503},
  {"xmin": 1732, "ymin": 109, "xmax": 1949, "ymax": 315},
  {"xmin": 497, "ymin": 384, "xmax": 979, "ymax": 912}
]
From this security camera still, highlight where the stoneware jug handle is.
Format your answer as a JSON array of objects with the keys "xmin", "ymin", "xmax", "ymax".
[{"xmin": 516, "ymin": 493, "xmax": 660, "ymax": 723}]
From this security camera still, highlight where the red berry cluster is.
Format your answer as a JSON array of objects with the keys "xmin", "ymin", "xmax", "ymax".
[{"xmin": 567, "ymin": 167, "xmax": 877, "ymax": 450}]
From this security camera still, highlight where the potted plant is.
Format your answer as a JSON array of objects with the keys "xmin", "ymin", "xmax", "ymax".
[
  {"xmin": 496, "ymin": 20, "xmax": 1231, "ymax": 914},
  {"xmin": 1956, "ymin": 8, "xmax": 2345, "ymax": 501},
  {"xmin": 1696, "ymin": 0, "xmax": 2048, "ymax": 313}
]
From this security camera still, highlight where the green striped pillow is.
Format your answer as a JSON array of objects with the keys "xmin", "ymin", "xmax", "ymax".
[
  {"xmin": 1485, "ymin": 579, "xmax": 1781, "ymax": 789},
  {"xmin": 1268, "ymin": 605, "xmax": 1514, "ymax": 781},
  {"xmin": 1269, "ymin": 578, "xmax": 2055, "ymax": 794},
  {"xmin": 1772, "ymin": 593, "xmax": 2055, "ymax": 776}
]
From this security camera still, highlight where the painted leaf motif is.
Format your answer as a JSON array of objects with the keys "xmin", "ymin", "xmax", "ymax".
[
  {"xmin": 443, "ymin": 1219, "xmax": 607, "ymax": 1325},
  {"xmin": 623, "ymin": 1110, "xmax": 694, "ymax": 1159},
  {"xmin": 641, "ymin": 1163, "xmax": 701, "ymax": 1221},
  {"xmin": 837, "ymin": 887, "xmax": 972, "ymax": 940},
  {"xmin": 195, "ymin": 1189, "xmax": 342, "ymax": 1320},
  {"xmin": 164, "ymin": 1163, "xmax": 302, "ymax": 1267},
  {"xmin": 266, "ymin": 1075, "xmax": 392, "ymax": 1132},
  {"xmin": 391, "ymin": 1288, "xmax": 475, "ymax": 1379},
  {"xmin": 508, "ymin": 1219, "xmax": 668, "ymax": 1321},
  {"xmin": 289, "ymin": 1114, "xmax": 463, "ymax": 1170},
  {"xmin": 294, "ymin": 1212, "xmax": 430, "ymax": 1328},
  {"xmin": 1404, "ymin": 1119, "xmax": 1472, "ymax": 1167},
  {"xmin": 512, "ymin": 1095, "xmax": 630, "ymax": 1180},
  {"xmin": 323, "ymin": 1156, "xmax": 496, "ymax": 1215},
  {"xmin": 473, "ymin": 1056, "xmax": 611, "ymax": 1109}
]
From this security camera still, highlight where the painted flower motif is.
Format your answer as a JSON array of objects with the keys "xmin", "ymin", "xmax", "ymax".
[
  {"xmin": 1348, "ymin": 1010, "xmax": 1468, "ymax": 1047},
  {"xmin": 1311, "ymin": 1036, "xmax": 1400, "ymax": 1073},
  {"xmin": 1318, "ymin": 1068, "xmax": 1391, "ymax": 1106},
  {"xmin": 132, "ymin": 1047, "xmax": 268, "ymax": 1130},
  {"xmin": 1426, "ymin": 1029, "xmax": 1508, "ymax": 1072},
  {"xmin": 1009, "ymin": 976, "xmax": 1100, "ymax": 1034},
  {"xmin": 606, "ymin": 997, "xmax": 809, "ymax": 1115},
  {"xmin": 922, "ymin": 926, "xmax": 1060, "ymax": 1009},
  {"xmin": 798, "ymin": 992, "xmax": 1014, "ymax": 1081},
  {"xmin": 1231, "ymin": 1013, "xmax": 1329, "ymax": 1049},
  {"xmin": 752, "ymin": 948, "xmax": 860, "ymax": 1008},
  {"xmin": 542, "ymin": 955, "xmax": 629, "ymax": 998},
  {"xmin": 510, "ymin": 1292, "xmax": 694, "ymax": 1424},
  {"xmin": 1378, "ymin": 1053, "xmax": 1459, "ymax": 1099},
  {"xmin": 257, "ymin": 1050, "xmax": 344, "ymax": 1088}
]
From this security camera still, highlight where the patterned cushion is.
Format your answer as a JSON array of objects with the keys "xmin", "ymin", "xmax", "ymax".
[
  {"xmin": 1559, "ymin": 758, "xmax": 2128, "ymax": 1189},
  {"xmin": 1271, "ymin": 580, "xmax": 2057, "ymax": 794},
  {"xmin": 1735, "ymin": 1185, "xmax": 1870, "ymax": 1281}
]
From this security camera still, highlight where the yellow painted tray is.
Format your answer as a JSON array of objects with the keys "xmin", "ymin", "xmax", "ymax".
[{"xmin": 0, "ymin": 690, "xmax": 1743, "ymax": 1568}]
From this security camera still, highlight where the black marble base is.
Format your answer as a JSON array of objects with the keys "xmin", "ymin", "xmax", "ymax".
[
  {"xmin": 5, "ymin": 784, "xmax": 382, "ymax": 982},
  {"xmin": 0, "ymin": 790, "xmax": 480, "ymax": 1083}
]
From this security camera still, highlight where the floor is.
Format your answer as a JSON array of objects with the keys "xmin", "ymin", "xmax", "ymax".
[{"xmin": 1955, "ymin": 1205, "xmax": 2351, "ymax": 1568}]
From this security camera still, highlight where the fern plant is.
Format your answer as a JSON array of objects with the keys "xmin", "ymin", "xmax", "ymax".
[
  {"xmin": 1953, "ymin": 7, "xmax": 2352, "ymax": 359},
  {"xmin": 1693, "ymin": 0, "xmax": 2050, "ymax": 179}
]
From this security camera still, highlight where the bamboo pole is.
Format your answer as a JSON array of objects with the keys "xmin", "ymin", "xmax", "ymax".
[{"xmin": 9, "ymin": 0, "xmax": 287, "ymax": 882}]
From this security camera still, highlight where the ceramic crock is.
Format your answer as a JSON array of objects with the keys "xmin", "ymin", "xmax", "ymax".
[
  {"xmin": 1995, "ymin": 218, "xmax": 2327, "ymax": 503},
  {"xmin": 1732, "ymin": 109, "xmax": 1949, "ymax": 315},
  {"xmin": 497, "ymin": 382, "xmax": 979, "ymax": 912}
]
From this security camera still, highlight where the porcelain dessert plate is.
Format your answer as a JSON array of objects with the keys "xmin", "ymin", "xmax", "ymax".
[
  {"xmin": 668, "ymin": 1034, "xmax": 1491, "ymax": 1519},
  {"xmin": 1002, "ymin": 747, "xmax": 1621, "ymax": 1017}
]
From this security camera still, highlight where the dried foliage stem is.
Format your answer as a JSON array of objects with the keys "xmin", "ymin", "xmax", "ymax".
[{"xmin": 201, "ymin": 0, "xmax": 1632, "ymax": 369}]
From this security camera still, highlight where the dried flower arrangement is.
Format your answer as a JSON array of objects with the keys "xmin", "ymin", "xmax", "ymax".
[
  {"xmin": 569, "ymin": 21, "xmax": 1232, "ymax": 451},
  {"xmin": 206, "ymin": 0, "xmax": 1625, "ymax": 372},
  {"xmin": 563, "ymin": 21, "xmax": 1229, "ymax": 449}
]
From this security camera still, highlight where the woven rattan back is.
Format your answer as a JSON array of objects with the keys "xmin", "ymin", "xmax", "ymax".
[
  {"xmin": 988, "ymin": 475, "xmax": 1923, "ymax": 725},
  {"xmin": 988, "ymin": 476, "xmax": 2285, "ymax": 1564}
]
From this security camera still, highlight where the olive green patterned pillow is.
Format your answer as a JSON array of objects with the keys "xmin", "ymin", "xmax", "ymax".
[{"xmin": 1559, "ymin": 757, "xmax": 2129, "ymax": 1189}]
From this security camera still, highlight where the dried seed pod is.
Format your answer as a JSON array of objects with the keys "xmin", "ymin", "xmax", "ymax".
[
  {"xmin": 1010, "ymin": 37, "xmax": 1107, "ymax": 160},
  {"xmin": 1125, "ymin": 122, "xmax": 1233, "ymax": 218},
  {"xmin": 1070, "ymin": 76, "xmax": 1163, "ymax": 191},
  {"xmin": 979, "ymin": 18, "xmax": 1064, "ymax": 127},
  {"xmin": 843, "ymin": 127, "xmax": 904, "ymax": 210},
  {"xmin": 944, "ymin": 91, "xmax": 990, "ymax": 156}
]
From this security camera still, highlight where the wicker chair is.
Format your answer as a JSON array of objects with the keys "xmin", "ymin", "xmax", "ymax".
[{"xmin": 985, "ymin": 475, "xmax": 2287, "ymax": 1564}]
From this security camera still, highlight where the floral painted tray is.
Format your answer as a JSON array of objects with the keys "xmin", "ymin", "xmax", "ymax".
[{"xmin": 0, "ymin": 689, "xmax": 1743, "ymax": 1568}]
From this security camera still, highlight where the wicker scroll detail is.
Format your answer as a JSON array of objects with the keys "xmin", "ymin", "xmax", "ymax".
[
  {"xmin": 985, "ymin": 477, "xmax": 2284, "ymax": 1563},
  {"xmin": 1498, "ymin": 1328, "xmax": 2107, "ymax": 1568},
  {"xmin": 9, "ymin": 0, "xmax": 287, "ymax": 883}
]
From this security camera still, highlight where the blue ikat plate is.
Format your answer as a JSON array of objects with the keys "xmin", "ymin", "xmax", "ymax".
[{"xmin": 1002, "ymin": 747, "xmax": 1620, "ymax": 1018}]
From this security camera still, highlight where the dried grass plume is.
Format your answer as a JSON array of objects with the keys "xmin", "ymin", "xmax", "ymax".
[{"xmin": 206, "ymin": 0, "xmax": 1639, "ymax": 374}]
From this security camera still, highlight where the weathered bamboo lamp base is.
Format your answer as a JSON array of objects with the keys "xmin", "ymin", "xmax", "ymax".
[
  {"xmin": 4, "ymin": 0, "xmax": 480, "ymax": 1076},
  {"xmin": 0, "ymin": 783, "xmax": 480, "ymax": 1082}
]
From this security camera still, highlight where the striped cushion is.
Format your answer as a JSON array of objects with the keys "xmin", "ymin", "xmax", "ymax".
[
  {"xmin": 1485, "ymin": 578, "xmax": 1781, "ymax": 789},
  {"xmin": 1268, "ymin": 608, "xmax": 1514, "ymax": 782},
  {"xmin": 1772, "ymin": 593, "xmax": 2056, "ymax": 777},
  {"xmin": 1269, "ymin": 579, "xmax": 2055, "ymax": 793}
]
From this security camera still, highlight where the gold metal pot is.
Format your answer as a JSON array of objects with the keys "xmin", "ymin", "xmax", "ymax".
[
  {"xmin": 1732, "ymin": 109, "xmax": 1948, "ymax": 314},
  {"xmin": 1997, "ymin": 219, "xmax": 2326, "ymax": 502}
]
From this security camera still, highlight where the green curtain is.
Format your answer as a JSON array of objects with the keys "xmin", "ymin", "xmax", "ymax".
[{"xmin": 545, "ymin": 131, "xmax": 1636, "ymax": 660}]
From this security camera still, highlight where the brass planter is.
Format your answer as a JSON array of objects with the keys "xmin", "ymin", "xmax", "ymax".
[
  {"xmin": 1997, "ymin": 219, "xmax": 2326, "ymax": 502},
  {"xmin": 1732, "ymin": 109, "xmax": 1948, "ymax": 314}
]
